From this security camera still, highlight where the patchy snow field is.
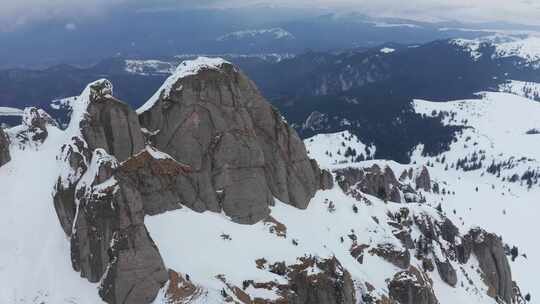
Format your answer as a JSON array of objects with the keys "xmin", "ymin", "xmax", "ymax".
[{"xmin": 413, "ymin": 91, "xmax": 540, "ymax": 299}]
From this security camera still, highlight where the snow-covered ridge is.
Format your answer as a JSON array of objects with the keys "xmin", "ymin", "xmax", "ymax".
[
  {"xmin": 380, "ymin": 47, "xmax": 395, "ymax": 54},
  {"xmin": 136, "ymin": 57, "xmax": 230, "ymax": 114},
  {"xmin": 217, "ymin": 28, "xmax": 295, "ymax": 42},
  {"xmin": 365, "ymin": 21, "xmax": 421, "ymax": 28},
  {"xmin": 451, "ymin": 35, "xmax": 540, "ymax": 67},
  {"xmin": 66, "ymin": 79, "xmax": 113, "ymax": 135},
  {"xmin": 0, "ymin": 107, "xmax": 23, "ymax": 116},
  {"xmin": 499, "ymin": 80, "xmax": 540, "ymax": 101},
  {"xmin": 125, "ymin": 60, "xmax": 176, "ymax": 76}
]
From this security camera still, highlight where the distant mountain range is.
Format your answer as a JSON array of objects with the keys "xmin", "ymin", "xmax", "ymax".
[
  {"xmin": 2, "ymin": 34, "xmax": 540, "ymax": 162},
  {"xmin": 2, "ymin": 6, "xmax": 540, "ymax": 69}
]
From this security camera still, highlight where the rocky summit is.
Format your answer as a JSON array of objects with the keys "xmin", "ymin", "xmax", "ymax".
[
  {"xmin": 138, "ymin": 57, "xmax": 332, "ymax": 224},
  {"xmin": 0, "ymin": 57, "xmax": 527, "ymax": 304}
]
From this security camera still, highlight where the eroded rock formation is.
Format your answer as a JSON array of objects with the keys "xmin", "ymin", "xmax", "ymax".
[
  {"xmin": 335, "ymin": 165, "xmax": 402, "ymax": 202},
  {"xmin": 54, "ymin": 80, "xmax": 169, "ymax": 304},
  {"xmin": 388, "ymin": 266, "xmax": 439, "ymax": 304},
  {"xmin": 138, "ymin": 58, "xmax": 331, "ymax": 224},
  {"xmin": 467, "ymin": 229, "xmax": 513, "ymax": 303}
]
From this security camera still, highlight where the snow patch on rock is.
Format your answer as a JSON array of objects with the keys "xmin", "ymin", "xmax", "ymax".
[{"xmin": 136, "ymin": 57, "xmax": 230, "ymax": 114}]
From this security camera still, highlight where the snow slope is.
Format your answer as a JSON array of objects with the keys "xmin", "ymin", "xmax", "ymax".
[
  {"xmin": 452, "ymin": 35, "xmax": 540, "ymax": 68},
  {"xmin": 412, "ymin": 92, "xmax": 540, "ymax": 299},
  {"xmin": 0, "ymin": 126, "xmax": 104, "ymax": 303},
  {"xmin": 304, "ymin": 131, "xmax": 375, "ymax": 167},
  {"xmin": 147, "ymin": 185, "xmax": 495, "ymax": 304},
  {"xmin": 499, "ymin": 80, "xmax": 540, "ymax": 101}
]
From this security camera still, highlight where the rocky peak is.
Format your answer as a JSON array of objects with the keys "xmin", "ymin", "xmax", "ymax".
[
  {"xmin": 138, "ymin": 57, "xmax": 332, "ymax": 224},
  {"xmin": 10, "ymin": 107, "xmax": 58, "ymax": 147}
]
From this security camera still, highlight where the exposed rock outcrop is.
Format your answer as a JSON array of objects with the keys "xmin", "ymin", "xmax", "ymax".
[
  {"xmin": 467, "ymin": 229, "xmax": 513, "ymax": 303},
  {"xmin": 388, "ymin": 266, "xmax": 439, "ymax": 304},
  {"xmin": 245, "ymin": 256, "xmax": 356, "ymax": 304},
  {"xmin": 435, "ymin": 258, "xmax": 457, "ymax": 287},
  {"xmin": 0, "ymin": 127, "xmax": 10, "ymax": 167},
  {"xmin": 415, "ymin": 166, "xmax": 432, "ymax": 192},
  {"xmin": 287, "ymin": 257, "xmax": 355, "ymax": 304},
  {"xmin": 54, "ymin": 136, "xmax": 91, "ymax": 236},
  {"xmin": 70, "ymin": 149, "xmax": 168, "ymax": 304},
  {"xmin": 52, "ymin": 80, "xmax": 169, "ymax": 304},
  {"xmin": 370, "ymin": 243, "xmax": 411, "ymax": 269},
  {"xmin": 118, "ymin": 147, "xmax": 194, "ymax": 215},
  {"xmin": 335, "ymin": 165, "xmax": 402, "ymax": 202},
  {"xmin": 80, "ymin": 81, "xmax": 145, "ymax": 162},
  {"xmin": 12, "ymin": 107, "xmax": 58, "ymax": 147},
  {"xmin": 138, "ymin": 57, "xmax": 330, "ymax": 224}
]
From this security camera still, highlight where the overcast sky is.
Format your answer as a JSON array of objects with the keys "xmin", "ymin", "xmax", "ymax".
[{"xmin": 2, "ymin": 0, "xmax": 540, "ymax": 31}]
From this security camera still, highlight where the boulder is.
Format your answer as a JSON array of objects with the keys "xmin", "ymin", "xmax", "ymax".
[{"xmin": 138, "ymin": 57, "xmax": 328, "ymax": 224}]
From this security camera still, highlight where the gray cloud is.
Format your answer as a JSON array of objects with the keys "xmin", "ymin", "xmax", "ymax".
[
  {"xmin": 1, "ymin": 0, "xmax": 539, "ymax": 31},
  {"xmin": 0, "ymin": 0, "xmax": 127, "ymax": 30}
]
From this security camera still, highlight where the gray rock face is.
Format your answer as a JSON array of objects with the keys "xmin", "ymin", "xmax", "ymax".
[
  {"xmin": 370, "ymin": 243, "xmax": 411, "ymax": 269},
  {"xmin": 388, "ymin": 267, "xmax": 439, "ymax": 304},
  {"xmin": 138, "ymin": 60, "xmax": 329, "ymax": 224},
  {"xmin": 118, "ymin": 147, "xmax": 195, "ymax": 215},
  {"xmin": 435, "ymin": 258, "xmax": 457, "ymax": 287},
  {"xmin": 54, "ymin": 136, "xmax": 91, "ymax": 236},
  {"xmin": 97, "ymin": 177, "xmax": 169, "ymax": 304},
  {"xmin": 0, "ymin": 128, "xmax": 10, "ymax": 167},
  {"xmin": 81, "ymin": 92, "xmax": 145, "ymax": 163},
  {"xmin": 70, "ymin": 149, "xmax": 168, "ymax": 304},
  {"xmin": 53, "ymin": 81, "xmax": 168, "ymax": 304},
  {"xmin": 335, "ymin": 165, "xmax": 402, "ymax": 203},
  {"xmin": 467, "ymin": 229, "xmax": 513, "ymax": 304},
  {"xmin": 415, "ymin": 166, "xmax": 432, "ymax": 192}
]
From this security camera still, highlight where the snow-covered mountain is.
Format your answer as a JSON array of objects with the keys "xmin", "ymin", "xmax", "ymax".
[
  {"xmin": 453, "ymin": 35, "xmax": 540, "ymax": 68},
  {"xmin": 217, "ymin": 28, "xmax": 295, "ymax": 42},
  {"xmin": 0, "ymin": 57, "xmax": 532, "ymax": 304}
]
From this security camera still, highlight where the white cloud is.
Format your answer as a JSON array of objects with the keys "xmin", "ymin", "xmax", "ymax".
[{"xmin": 213, "ymin": 0, "xmax": 540, "ymax": 25}]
